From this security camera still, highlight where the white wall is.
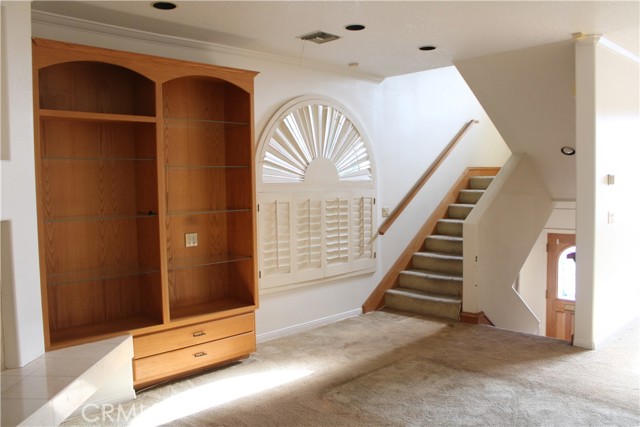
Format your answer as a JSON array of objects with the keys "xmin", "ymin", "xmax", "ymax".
[
  {"xmin": 574, "ymin": 36, "xmax": 640, "ymax": 349},
  {"xmin": 0, "ymin": 10, "xmax": 509, "ymax": 358},
  {"xmin": 517, "ymin": 202, "xmax": 576, "ymax": 335},
  {"xmin": 455, "ymin": 40, "xmax": 576, "ymax": 200},
  {"xmin": 1, "ymin": 2, "xmax": 45, "ymax": 369},
  {"xmin": 463, "ymin": 154, "xmax": 553, "ymax": 334}
]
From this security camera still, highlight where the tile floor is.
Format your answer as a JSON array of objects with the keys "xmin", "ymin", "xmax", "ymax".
[{"xmin": 1, "ymin": 336, "xmax": 133, "ymax": 427}]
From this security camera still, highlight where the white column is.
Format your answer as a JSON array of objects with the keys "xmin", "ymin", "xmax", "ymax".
[{"xmin": 1, "ymin": 1, "xmax": 46, "ymax": 367}]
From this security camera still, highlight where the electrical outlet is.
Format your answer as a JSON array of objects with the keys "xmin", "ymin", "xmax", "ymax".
[
  {"xmin": 381, "ymin": 207, "xmax": 391, "ymax": 218},
  {"xmin": 185, "ymin": 232, "xmax": 198, "ymax": 247}
]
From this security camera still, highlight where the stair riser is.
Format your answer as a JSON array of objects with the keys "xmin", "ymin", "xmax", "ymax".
[
  {"xmin": 398, "ymin": 274, "xmax": 462, "ymax": 297},
  {"xmin": 447, "ymin": 205, "xmax": 473, "ymax": 220},
  {"xmin": 424, "ymin": 238, "xmax": 462, "ymax": 255},
  {"xmin": 458, "ymin": 190, "xmax": 484, "ymax": 204},
  {"xmin": 436, "ymin": 221, "xmax": 463, "ymax": 237},
  {"xmin": 385, "ymin": 293, "xmax": 460, "ymax": 320},
  {"xmin": 412, "ymin": 256, "xmax": 462, "ymax": 275},
  {"xmin": 469, "ymin": 177, "xmax": 494, "ymax": 190}
]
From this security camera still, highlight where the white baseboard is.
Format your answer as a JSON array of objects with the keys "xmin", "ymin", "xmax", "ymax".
[{"xmin": 257, "ymin": 308, "xmax": 363, "ymax": 343}]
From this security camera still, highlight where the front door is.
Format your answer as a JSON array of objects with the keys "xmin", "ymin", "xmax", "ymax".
[{"xmin": 546, "ymin": 233, "xmax": 576, "ymax": 341}]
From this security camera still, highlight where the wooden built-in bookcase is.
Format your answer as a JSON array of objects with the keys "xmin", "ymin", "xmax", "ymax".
[{"xmin": 32, "ymin": 38, "xmax": 258, "ymax": 388}]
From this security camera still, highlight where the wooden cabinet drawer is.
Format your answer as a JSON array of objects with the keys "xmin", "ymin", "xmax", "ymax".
[
  {"xmin": 133, "ymin": 313, "xmax": 254, "ymax": 359},
  {"xmin": 133, "ymin": 331, "xmax": 255, "ymax": 384}
]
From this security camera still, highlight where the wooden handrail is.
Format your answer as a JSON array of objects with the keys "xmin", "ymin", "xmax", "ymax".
[{"xmin": 376, "ymin": 119, "xmax": 479, "ymax": 236}]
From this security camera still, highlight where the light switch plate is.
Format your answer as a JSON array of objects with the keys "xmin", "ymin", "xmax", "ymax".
[{"xmin": 185, "ymin": 232, "xmax": 198, "ymax": 247}]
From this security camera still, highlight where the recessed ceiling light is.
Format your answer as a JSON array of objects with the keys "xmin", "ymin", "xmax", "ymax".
[
  {"xmin": 152, "ymin": 2, "xmax": 176, "ymax": 10},
  {"xmin": 561, "ymin": 146, "xmax": 576, "ymax": 156},
  {"xmin": 345, "ymin": 24, "xmax": 366, "ymax": 31},
  {"xmin": 419, "ymin": 45, "xmax": 437, "ymax": 51}
]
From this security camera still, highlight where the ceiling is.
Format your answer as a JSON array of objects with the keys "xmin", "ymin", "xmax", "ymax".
[{"xmin": 32, "ymin": 1, "xmax": 639, "ymax": 80}]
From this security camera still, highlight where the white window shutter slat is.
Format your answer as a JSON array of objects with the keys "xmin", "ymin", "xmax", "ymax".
[
  {"xmin": 351, "ymin": 190, "xmax": 376, "ymax": 270},
  {"xmin": 325, "ymin": 192, "xmax": 351, "ymax": 276},
  {"xmin": 293, "ymin": 193, "xmax": 324, "ymax": 283},
  {"xmin": 258, "ymin": 193, "xmax": 293, "ymax": 289}
]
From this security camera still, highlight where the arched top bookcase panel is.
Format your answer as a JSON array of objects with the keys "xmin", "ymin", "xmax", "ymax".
[
  {"xmin": 162, "ymin": 76, "xmax": 251, "ymax": 123},
  {"xmin": 38, "ymin": 61, "xmax": 155, "ymax": 116}
]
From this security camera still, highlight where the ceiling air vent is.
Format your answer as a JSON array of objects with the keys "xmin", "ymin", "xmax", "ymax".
[{"xmin": 298, "ymin": 31, "xmax": 340, "ymax": 44}]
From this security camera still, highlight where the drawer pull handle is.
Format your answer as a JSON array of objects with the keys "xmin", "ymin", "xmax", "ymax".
[
  {"xmin": 193, "ymin": 352, "xmax": 207, "ymax": 358},
  {"xmin": 192, "ymin": 331, "xmax": 206, "ymax": 337}
]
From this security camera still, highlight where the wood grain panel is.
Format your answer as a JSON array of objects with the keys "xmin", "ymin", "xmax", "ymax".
[
  {"xmin": 163, "ymin": 77, "xmax": 225, "ymax": 121},
  {"xmin": 42, "ymin": 160, "xmax": 137, "ymax": 218},
  {"xmin": 41, "ymin": 120, "xmax": 155, "ymax": 159},
  {"xmin": 133, "ymin": 331, "xmax": 255, "ymax": 387},
  {"xmin": 223, "ymin": 84, "xmax": 251, "ymax": 123},
  {"xmin": 226, "ymin": 258, "xmax": 256, "ymax": 304},
  {"xmin": 47, "ymin": 272, "xmax": 160, "ymax": 330},
  {"xmin": 134, "ymin": 313, "xmax": 254, "ymax": 358},
  {"xmin": 166, "ymin": 213, "xmax": 229, "ymax": 263},
  {"xmin": 226, "ymin": 210, "xmax": 253, "ymax": 257},
  {"xmin": 38, "ymin": 61, "xmax": 155, "ymax": 116},
  {"xmin": 166, "ymin": 168, "xmax": 228, "ymax": 213},
  {"xmin": 225, "ymin": 125, "xmax": 252, "ymax": 165},
  {"xmin": 164, "ymin": 120, "xmax": 227, "ymax": 166},
  {"xmin": 168, "ymin": 263, "xmax": 230, "ymax": 309}
]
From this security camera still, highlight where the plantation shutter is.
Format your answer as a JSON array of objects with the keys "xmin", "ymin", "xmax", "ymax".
[
  {"xmin": 293, "ymin": 193, "xmax": 324, "ymax": 283},
  {"xmin": 324, "ymin": 192, "xmax": 351, "ymax": 276},
  {"xmin": 258, "ymin": 193, "xmax": 292, "ymax": 289},
  {"xmin": 351, "ymin": 190, "xmax": 376, "ymax": 270},
  {"xmin": 257, "ymin": 97, "xmax": 377, "ymax": 293}
]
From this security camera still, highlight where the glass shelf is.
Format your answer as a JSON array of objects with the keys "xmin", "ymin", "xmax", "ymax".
[
  {"xmin": 48, "ymin": 265, "xmax": 160, "ymax": 286},
  {"xmin": 46, "ymin": 212, "xmax": 158, "ymax": 223},
  {"xmin": 168, "ymin": 254, "xmax": 252, "ymax": 271},
  {"xmin": 164, "ymin": 117, "xmax": 249, "ymax": 127},
  {"xmin": 165, "ymin": 164, "xmax": 249, "ymax": 169},
  {"xmin": 166, "ymin": 208, "xmax": 250, "ymax": 216},
  {"xmin": 40, "ymin": 109, "xmax": 156, "ymax": 123},
  {"xmin": 44, "ymin": 157, "xmax": 156, "ymax": 162}
]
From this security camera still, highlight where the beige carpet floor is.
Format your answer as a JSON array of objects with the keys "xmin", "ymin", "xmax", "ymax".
[{"xmin": 63, "ymin": 310, "xmax": 639, "ymax": 426}]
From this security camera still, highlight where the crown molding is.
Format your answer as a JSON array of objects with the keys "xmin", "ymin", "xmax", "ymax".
[
  {"xmin": 31, "ymin": 10, "xmax": 386, "ymax": 83},
  {"xmin": 573, "ymin": 32, "xmax": 639, "ymax": 63}
]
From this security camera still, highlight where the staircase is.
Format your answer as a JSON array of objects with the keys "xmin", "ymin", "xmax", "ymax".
[{"xmin": 384, "ymin": 175, "xmax": 495, "ymax": 320}]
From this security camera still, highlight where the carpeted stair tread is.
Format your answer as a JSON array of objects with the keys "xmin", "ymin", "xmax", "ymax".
[
  {"xmin": 386, "ymin": 287, "xmax": 462, "ymax": 304},
  {"xmin": 447, "ymin": 203, "xmax": 475, "ymax": 219},
  {"xmin": 438, "ymin": 218, "xmax": 464, "ymax": 225},
  {"xmin": 412, "ymin": 252, "xmax": 463, "ymax": 275},
  {"xmin": 426, "ymin": 235, "xmax": 463, "ymax": 242},
  {"xmin": 424, "ymin": 235, "xmax": 463, "ymax": 255},
  {"xmin": 414, "ymin": 251, "xmax": 462, "ymax": 261},
  {"xmin": 385, "ymin": 287, "xmax": 462, "ymax": 320},
  {"xmin": 458, "ymin": 189, "xmax": 485, "ymax": 204},
  {"xmin": 401, "ymin": 269, "xmax": 462, "ymax": 282},
  {"xmin": 436, "ymin": 218, "xmax": 464, "ymax": 237},
  {"xmin": 398, "ymin": 269, "xmax": 462, "ymax": 296},
  {"xmin": 468, "ymin": 176, "xmax": 495, "ymax": 190}
]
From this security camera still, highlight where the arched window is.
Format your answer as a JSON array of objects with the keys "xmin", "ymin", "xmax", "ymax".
[{"xmin": 256, "ymin": 96, "xmax": 377, "ymax": 293}]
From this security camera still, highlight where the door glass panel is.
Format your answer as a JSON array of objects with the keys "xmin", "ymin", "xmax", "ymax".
[{"xmin": 557, "ymin": 246, "xmax": 576, "ymax": 301}]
